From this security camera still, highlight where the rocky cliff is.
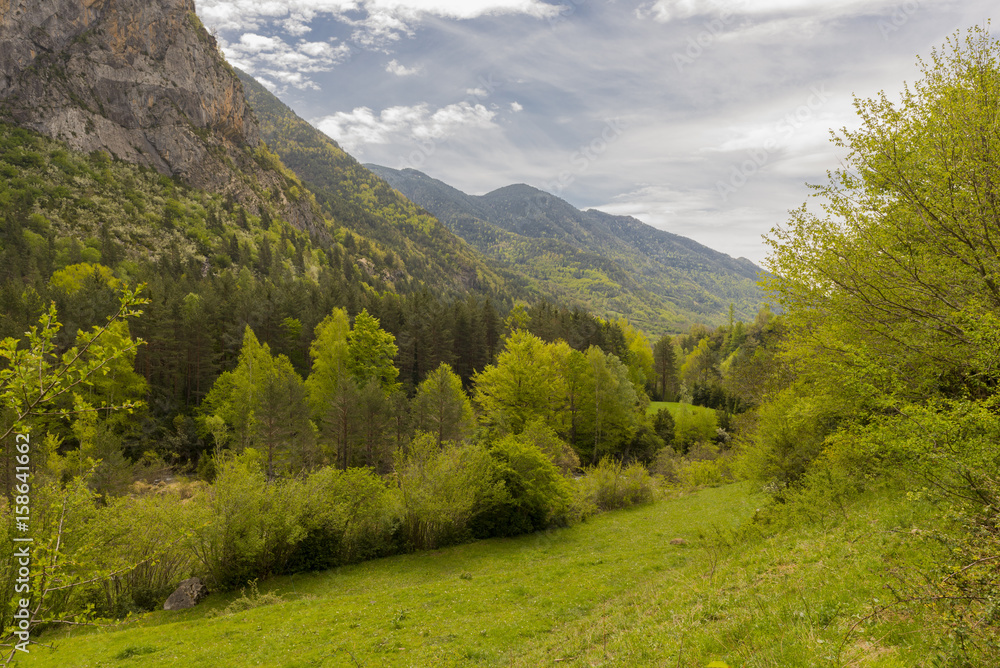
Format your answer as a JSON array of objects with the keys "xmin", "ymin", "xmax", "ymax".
[{"xmin": 0, "ymin": 0, "xmax": 314, "ymax": 226}]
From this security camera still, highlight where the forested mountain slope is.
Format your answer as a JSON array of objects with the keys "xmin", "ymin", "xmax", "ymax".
[
  {"xmin": 367, "ymin": 165, "xmax": 766, "ymax": 335},
  {"xmin": 237, "ymin": 71, "xmax": 511, "ymax": 300}
]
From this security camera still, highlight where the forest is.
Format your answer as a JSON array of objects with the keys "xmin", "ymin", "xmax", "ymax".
[
  {"xmin": 0, "ymin": 100, "xmax": 773, "ymax": 657},
  {"xmin": 2, "ymin": 22, "xmax": 1000, "ymax": 667}
]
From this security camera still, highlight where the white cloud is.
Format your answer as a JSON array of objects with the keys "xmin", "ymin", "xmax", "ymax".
[
  {"xmin": 219, "ymin": 33, "xmax": 351, "ymax": 90},
  {"xmin": 386, "ymin": 59, "xmax": 422, "ymax": 75},
  {"xmin": 641, "ymin": 0, "xmax": 913, "ymax": 23},
  {"xmin": 510, "ymin": 101, "xmax": 523, "ymax": 112},
  {"xmin": 198, "ymin": 0, "xmax": 559, "ymax": 44},
  {"xmin": 198, "ymin": 1, "xmax": 359, "ymax": 32},
  {"xmin": 364, "ymin": 0, "xmax": 560, "ymax": 20},
  {"xmin": 314, "ymin": 102, "xmax": 498, "ymax": 153}
]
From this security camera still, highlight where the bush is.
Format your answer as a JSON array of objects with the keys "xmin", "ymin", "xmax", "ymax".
[
  {"xmin": 577, "ymin": 458, "xmax": 656, "ymax": 511},
  {"xmin": 677, "ymin": 458, "xmax": 731, "ymax": 488},
  {"xmin": 82, "ymin": 491, "xmax": 197, "ymax": 615},
  {"xmin": 650, "ymin": 446, "xmax": 683, "ymax": 483},
  {"xmin": 736, "ymin": 386, "xmax": 848, "ymax": 489},
  {"xmin": 472, "ymin": 434, "xmax": 574, "ymax": 536},
  {"xmin": 286, "ymin": 466, "xmax": 401, "ymax": 572},
  {"xmin": 397, "ymin": 434, "xmax": 504, "ymax": 550},
  {"xmin": 673, "ymin": 404, "xmax": 717, "ymax": 453},
  {"xmin": 184, "ymin": 451, "xmax": 306, "ymax": 590}
]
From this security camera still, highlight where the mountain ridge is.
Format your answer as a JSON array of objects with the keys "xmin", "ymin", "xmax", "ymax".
[{"xmin": 366, "ymin": 164, "xmax": 766, "ymax": 334}]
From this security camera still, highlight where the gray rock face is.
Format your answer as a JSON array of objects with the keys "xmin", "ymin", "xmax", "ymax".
[
  {"xmin": 0, "ymin": 0, "xmax": 314, "ymax": 227},
  {"xmin": 163, "ymin": 576, "xmax": 207, "ymax": 610}
]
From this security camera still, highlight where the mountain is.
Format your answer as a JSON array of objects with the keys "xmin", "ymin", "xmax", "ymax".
[
  {"xmin": 0, "ymin": 0, "xmax": 314, "ymax": 228},
  {"xmin": 0, "ymin": 0, "xmax": 762, "ymax": 338},
  {"xmin": 366, "ymin": 165, "xmax": 766, "ymax": 335},
  {"xmin": 235, "ymin": 71, "xmax": 509, "ymax": 299},
  {"xmin": 0, "ymin": 0, "xmax": 510, "ymax": 300}
]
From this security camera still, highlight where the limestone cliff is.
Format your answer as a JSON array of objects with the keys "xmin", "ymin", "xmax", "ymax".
[{"xmin": 0, "ymin": 0, "xmax": 314, "ymax": 227}]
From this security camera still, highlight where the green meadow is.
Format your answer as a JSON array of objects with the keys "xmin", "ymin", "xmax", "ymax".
[{"xmin": 19, "ymin": 481, "xmax": 937, "ymax": 668}]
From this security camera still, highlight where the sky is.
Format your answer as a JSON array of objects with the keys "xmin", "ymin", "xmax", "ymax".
[{"xmin": 196, "ymin": 0, "xmax": 997, "ymax": 265}]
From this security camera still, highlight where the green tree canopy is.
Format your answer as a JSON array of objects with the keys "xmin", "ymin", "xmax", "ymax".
[
  {"xmin": 347, "ymin": 309, "xmax": 400, "ymax": 394},
  {"xmin": 412, "ymin": 363, "xmax": 474, "ymax": 447},
  {"xmin": 203, "ymin": 327, "xmax": 314, "ymax": 478},
  {"xmin": 767, "ymin": 25, "xmax": 1000, "ymax": 405}
]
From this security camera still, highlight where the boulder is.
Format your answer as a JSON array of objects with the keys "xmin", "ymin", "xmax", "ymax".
[{"xmin": 163, "ymin": 577, "xmax": 207, "ymax": 610}]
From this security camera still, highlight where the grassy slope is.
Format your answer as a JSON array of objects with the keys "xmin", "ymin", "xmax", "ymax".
[{"xmin": 20, "ymin": 483, "xmax": 937, "ymax": 668}]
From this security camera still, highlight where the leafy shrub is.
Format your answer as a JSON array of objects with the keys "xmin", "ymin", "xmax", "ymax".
[
  {"xmin": 650, "ymin": 446, "xmax": 683, "ymax": 483},
  {"xmin": 472, "ymin": 433, "xmax": 574, "ymax": 537},
  {"xmin": 677, "ymin": 458, "xmax": 731, "ymax": 488},
  {"xmin": 286, "ymin": 466, "xmax": 401, "ymax": 572},
  {"xmin": 397, "ymin": 434, "xmax": 504, "ymax": 550},
  {"xmin": 577, "ymin": 458, "xmax": 656, "ymax": 511},
  {"xmin": 735, "ymin": 385, "xmax": 848, "ymax": 489},
  {"xmin": 184, "ymin": 451, "xmax": 306, "ymax": 590},
  {"xmin": 81, "ymin": 491, "xmax": 197, "ymax": 615},
  {"xmin": 672, "ymin": 403, "xmax": 718, "ymax": 453}
]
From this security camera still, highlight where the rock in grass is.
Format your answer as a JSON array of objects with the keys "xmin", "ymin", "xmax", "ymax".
[
  {"xmin": 669, "ymin": 538, "xmax": 687, "ymax": 545},
  {"xmin": 164, "ymin": 577, "xmax": 208, "ymax": 610}
]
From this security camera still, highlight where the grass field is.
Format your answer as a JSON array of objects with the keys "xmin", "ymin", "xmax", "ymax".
[{"xmin": 18, "ymin": 482, "xmax": 939, "ymax": 667}]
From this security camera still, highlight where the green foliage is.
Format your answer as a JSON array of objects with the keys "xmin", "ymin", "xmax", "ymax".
[
  {"xmin": 346, "ymin": 309, "xmax": 400, "ymax": 393},
  {"xmin": 0, "ymin": 286, "xmax": 146, "ymax": 445},
  {"xmin": 396, "ymin": 434, "xmax": 503, "ymax": 550},
  {"xmin": 287, "ymin": 466, "xmax": 400, "ymax": 572},
  {"xmin": 518, "ymin": 418, "xmax": 580, "ymax": 475},
  {"xmin": 652, "ymin": 407, "xmax": 675, "ymax": 447},
  {"xmin": 473, "ymin": 330, "xmax": 644, "ymax": 463},
  {"xmin": 306, "ymin": 308, "xmax": 402, "ymax": 470},
  {"xmin": 473, "ymin": 329, "xmax": 560, "ymax": 435},
  {"xmin": 184, "ymin": 452, "xmax": 305, "ymax": 589},
  {"xmin": 766, "ymin": 26, "xmax": 1000, "ymax": 406},
  {"xmin": 576, "ymin": 458, "xmax": 656, "ymax": 511},
  {"xmin": 479, "ymin": 433, "xmax": 574, "ymax": 534},
  {"xmin": 77, "ymin": 485, "xmax": 198, "ymax": 616},
  {"xmin": 410, "ymin": 363, "xmax": 474, "ymax": 446},
  {"xmin": 747, "ymin": 26, "xmax": 1000, "ymax": 664},
  {"xmin": 672, "ymin": 402, "xmax": 718, "ymax": 454},
  {"xmin": 652, "ymin": 334, "xmax": 679, "ymax": 401},
  {"xmin": 202, "ymin": 327, "xmax": 315, "ymax": 478}
]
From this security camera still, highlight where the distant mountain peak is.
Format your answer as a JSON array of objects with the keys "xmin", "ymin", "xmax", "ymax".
[{"xmin": 367, "ymin": 164, "xmax": 766, "ymax": 334}]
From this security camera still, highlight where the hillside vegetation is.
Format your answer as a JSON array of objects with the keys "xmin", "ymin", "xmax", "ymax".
[
  {"xmin": 17, "ymin": 482, "xmax": 943, "ymax": 668},
  {"xmin": 367, "ymin": 165, "xmax": 765, "ymax": 336},
  {"xmin": 237, "ymin": 71, "xmax": 511, "ymax": 300}
]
